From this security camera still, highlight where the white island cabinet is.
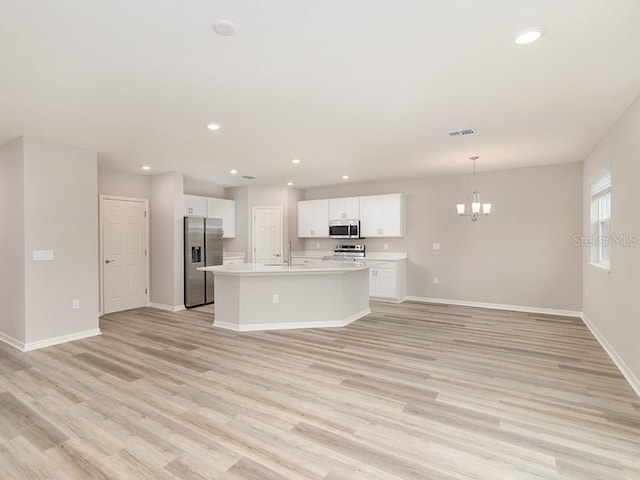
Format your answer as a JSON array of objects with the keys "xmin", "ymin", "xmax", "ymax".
[{"xmin": 199, "ymin": 261, "xmax": 370, "ymax": 331}]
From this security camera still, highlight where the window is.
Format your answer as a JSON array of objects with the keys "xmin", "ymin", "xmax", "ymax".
[{"xmin": 590, "ymin": 169, "xmax": 611, "ymax": 269}]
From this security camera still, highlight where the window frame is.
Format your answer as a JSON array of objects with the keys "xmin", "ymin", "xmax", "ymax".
[{"xmin": 590, "ymin": 169, "xmax": 611, "ymax": 271}]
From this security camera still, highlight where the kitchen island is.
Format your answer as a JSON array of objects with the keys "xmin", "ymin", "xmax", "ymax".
[{"xmin": 199, "ymin": 261, "xmax": 370, "ymax": 331}]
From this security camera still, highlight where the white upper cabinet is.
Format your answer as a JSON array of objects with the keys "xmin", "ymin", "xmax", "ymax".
[
  {"xmin": 298, "ymin": 199, "xmax": 329, "ymax": 237},
  {"xmin": 359, "ymin": 194, "xmax": 405, "ymax": 237},
  {"xmin": 207, "ymin": 198, "xmax": 236, "ymax": 238},
  {"xmin": 328, "ymin": 197, "xmax": 359, "ymax": 220},
  {"xmin": 184, "ymin": 195, "xmax": 207, "ymax": 216}
]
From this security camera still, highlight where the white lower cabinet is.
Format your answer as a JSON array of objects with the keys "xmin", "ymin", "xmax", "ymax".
[
  {"xmin": 370, "ymin": 267, "xmax": 397, "ymax": 298},
  {"xmin": 366, "ymin": 260, "xmax": 406, "ymax": 303}
]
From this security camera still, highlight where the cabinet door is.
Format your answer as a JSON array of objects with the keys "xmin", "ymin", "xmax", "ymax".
[
  {"xmin": 329, "ymin": 197, "xmax": 360, "ymax": 220},
  {"xmin": 184, "ymin": 195, "xmax": 207, "ymax": 216},
  {"xmin": 374, "ymin": 268, "xmax": 397, "ymax": 298},
  {"xmin": 380, "ymin": 194, "xmax": 405, "ymax": 237},
  {"xmin": 298, "ymin": 201, "xmax": 314, "ymax": 237},
  {"xmin": 207, "ymin": 198, "xmax": 236, "ymax": 238},
  {"xmin": 298, "ymin": 200, "xmax": 329, "ymax": 237},
  {"xmin": 359, "ymin": 194, "xmax": 404, "ymax": 237},
  {"xmin": 368, "ymin": 268, "xmax": 376, "ymax": 296},
  {"xmin": 359, "ymin": 196, "xmax": 383, "ymax": 237}
]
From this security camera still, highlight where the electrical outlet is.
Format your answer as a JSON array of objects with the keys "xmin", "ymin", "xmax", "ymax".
[
  {"xmin": 432, "ymin": 277, "xmax": 439, "ymax": 285},
  {"xmin": 72, "ymin": 299, "xmax": 80, "ymax": 309},
  {"xmin": 433, "ymin": 243, "xmax": 440, "ymax": 250},
  {"xmin": 272, "ymin": 294, "xmax": 279, "ymax": 304},
  {"xmin": 384, "ymin": 243, "xmax": 389, "ymax": 250},
  {"xmin": 315, "ymin": 242, "xmax": 320, "ymax": 249}
]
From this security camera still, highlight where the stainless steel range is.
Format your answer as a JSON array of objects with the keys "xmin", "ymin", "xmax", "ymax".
[{"xmin": 323, "ymin": 244, "xmax": 365, "ymax": 262}]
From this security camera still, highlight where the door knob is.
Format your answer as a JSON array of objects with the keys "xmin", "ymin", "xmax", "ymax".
[{"xmin": 105, "ymin": 259, "xmax": 115, "ymax": 264}]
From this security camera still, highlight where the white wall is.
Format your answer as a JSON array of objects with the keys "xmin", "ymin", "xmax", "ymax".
[
  {"xmin": 0, "ymin": 136, "xmax": 99, "ymax": 349},
  {"xmin": 582, "ymin": 94, "xmax": 640, "ymax": 391},
  {"xmin": 98, "ymin": 168, "xmax": 150, "ymax": 199},
  {"xmin": 305, "ymin": 162, "xmax": 583, "ymax": 311},
  {"xmin": 183, "ymin": 176, "xmax": 225, "ymax": 197},
  {"xmin": 0, "ymin": 137, "xmax": 26, "ymax": 345},
  {"xmin": 225, "ymin": 185, "xmax": 302, "ymax": 261},
  {"xmin": 22, "ymin": 137, "xmax": 99, "ymax": 344},
  {"xmin": 150, "ymin": 172, "xmax": 184, "ymax": 309}
]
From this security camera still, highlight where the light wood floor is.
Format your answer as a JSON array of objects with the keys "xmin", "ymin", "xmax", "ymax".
[{"xmin": 1, "ymin": 301, "xmax": 639, "ymax": 479}]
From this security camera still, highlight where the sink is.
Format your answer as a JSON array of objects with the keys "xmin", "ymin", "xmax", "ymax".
[{"xmin": 262, "ymin": 262, "xmax": 289, "ymax": 267}]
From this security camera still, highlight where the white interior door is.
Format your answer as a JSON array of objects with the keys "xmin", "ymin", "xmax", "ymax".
[
  {"xmin": 252, "ymin": 207, "xmax": 283, "ymax": 264},
  {"xmin": 101, "ymin": 197, "xmax": 148, "ymax": 314}
]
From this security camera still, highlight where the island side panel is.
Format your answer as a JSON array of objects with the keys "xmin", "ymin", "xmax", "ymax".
[
  {"xmin": 213, "ymin": 274, "xmax": 241, "ymax": 330},
  {"xmin": 213, "ymin": 269, "xmax": 370, "ymax": 331}
]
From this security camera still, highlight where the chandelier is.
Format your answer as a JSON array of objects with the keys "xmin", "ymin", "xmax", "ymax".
[{"xmin": 456, "ymin": 156, "xmax": 491, "ymax": 221}]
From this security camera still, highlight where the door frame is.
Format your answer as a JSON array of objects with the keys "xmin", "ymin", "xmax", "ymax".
[
  {"xmin": 99, "ymin": 195, "xmax": 150, "ymax": 315},
  {"xmin": 251, "ymin": 206, "xmax": 283, "ymax": 263}
]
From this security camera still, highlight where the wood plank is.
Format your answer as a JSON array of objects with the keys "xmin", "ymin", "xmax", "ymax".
[{"xmin": 0, "ymin": 301, "xmax": 638, "ymax": 478}]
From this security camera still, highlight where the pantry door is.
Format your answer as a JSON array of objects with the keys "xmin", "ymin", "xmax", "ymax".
[
  {"xmin": 100, "ymin": 196, "xmax": 149, "ymax": 314},
  {"xmin": 252, "ymin": 206, "xmax": 283, "ymax": 264}
]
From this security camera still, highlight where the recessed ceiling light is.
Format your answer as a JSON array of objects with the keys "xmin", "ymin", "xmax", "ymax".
[
  {"xmin": 291, "ymin": 158, "xmax": 301, "ymax": 164},
  {"xmin": 229, "ymin": 169, "xmax": 238, "ymax": 174},
  {"xmin": 207, "ymin": 123, "xmax": 221, "ymax": 131},
  {"xmin": 514, "ymin": 26, "xmax": 546, "ymax": 45},
  {"xmin": 213, "ymin": 20, "xmax": 237, "ymax": 37},
  {"xmin": 287, "ymin": 182, "xmax": 294, "ymax": 186},
  {"xmin": 342, "ymin": 175, "xmax": 349, "ymax": 180},
  {"xmin": 142, "ymin": 166, "xmax": 151, "ymax": 171}
]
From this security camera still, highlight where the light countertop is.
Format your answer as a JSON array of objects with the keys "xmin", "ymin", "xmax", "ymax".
[
  {"xmin": 291, "ymin": 251, "xmax": 407, "ymax": 261},
  {"xmin": 199, "ymin": 260, "xmax": 370, "ymax": 276}
]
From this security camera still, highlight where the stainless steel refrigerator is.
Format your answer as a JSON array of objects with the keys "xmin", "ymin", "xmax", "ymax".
[{"xmin": 184, "ymin": 216, "xmax": 223, "ymax": 308}]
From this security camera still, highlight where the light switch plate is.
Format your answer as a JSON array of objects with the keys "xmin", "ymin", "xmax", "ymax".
[
  {"xmin": 33, "ymin": 250, "xmax": 54, "ymax": 261},
  {"xmin": 433, "ymin": 243, "xmax": 440, "ymax": 250},
  {"xmin": 433, "ymin": 277, "xmax": 439, "ymax": 284}
]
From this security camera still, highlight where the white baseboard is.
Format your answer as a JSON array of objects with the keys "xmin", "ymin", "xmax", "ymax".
[
  {"xmin": 580, "ymin": 313, "xmax": 640, "ymax": 398},
  {"xmin": 371, "ymin": 296, "xmax": 406, "ymax": 304},
  {"xmin": 405, "ymin": 296, "xmax": 582, "ymax": 318},
  {"xmin": 21, "ymin": 328, "xmax": 102, "ymax": 352},
  {"xmin": 149, "ymin": 302, "xmax": 186, "ymax": 312},
  {"xmin": 214, "ymin": 308, "xmax": 371, "ymax": 332},
  {"xmin": 0, "ymin": 331, "xmax": 26, "ymax": 351}
]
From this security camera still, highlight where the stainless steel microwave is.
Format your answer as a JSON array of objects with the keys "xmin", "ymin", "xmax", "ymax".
[{"xmin": 329, "ymin": 219, "xmax": 360, "ymax": 239}]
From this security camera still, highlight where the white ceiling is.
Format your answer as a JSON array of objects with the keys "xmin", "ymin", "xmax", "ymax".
[{"xmin": 1, "ymin": 1, "xmax": 639, "ymax": 188}]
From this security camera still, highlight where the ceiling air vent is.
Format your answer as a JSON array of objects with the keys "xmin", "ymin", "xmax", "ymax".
[
  {"xmin": 449, "ymin": 128, "xmax": 475, "ymax": 137},
  {"xmin": 241, "ymin": 175, "xmax": 256, "ymax": 180}
]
